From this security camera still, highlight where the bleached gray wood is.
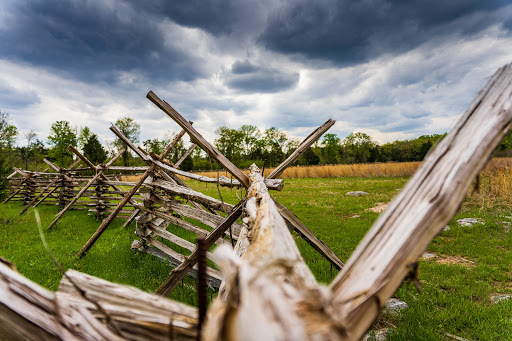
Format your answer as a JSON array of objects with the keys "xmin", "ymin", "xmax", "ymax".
[
  {"xmin": 174, "ymin": 143, "xmax": 197, "ymax": 169},
  {"xmin": 138, "ymin": 207, "xmax": 229, "ymax": 246},
  {"xmin": 203, "ymin": 165, "xmax": 334, "ymax": 341},
  {"xmin": 149, "ymin": 193, "xmax": 242, "ymax": 238},
  {"xmin": 56, "ymin": 269, "xmax": 198, "ymax": 340},
  {"xmin": 326, "ymin": 62, "xmax": 512, "ymax": 340},
  {"xmin": 47, "ymin": 146, "xmax": 126, "ymax": 230},
  {"xmin": 77, "ymin": 130, "xmax": 187, "ymax": 257},
  {"xmin": 267, "ymin": 119, "xmax": 335, "ymax": 179},
  {"xmin": 131, "ymin": 240, "xmax": 223, "ymax": 288},
  {"xmin": 155, "ymin": 200, "xmax": 245, "ymax": 296},
  {"xmin": 147, "ymin": 91, "xmax": 250, "ymax": 188},
  {"xmin": 152, "ymin": 159, "xmax": 284, "ymax": 190},
  {"xmin": 145, "ymin": 222, "xmax": 215, "ymax": 259},
  {"xmin": 0, "ymin": 261, "xmax": 123, "ymax": 340},
  {"xmin": 145, "ymin": 177, "xmax": 234, "ymax": 213}
]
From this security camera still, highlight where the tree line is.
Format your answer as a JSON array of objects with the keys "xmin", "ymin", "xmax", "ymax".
[{"xmin": 2, "ymin": 109, "xmax": 512, "ymax": 196}]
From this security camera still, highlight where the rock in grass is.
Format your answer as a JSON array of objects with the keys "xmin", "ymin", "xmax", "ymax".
[
  {"xmin": 491, "ymin": 294, "xmax": 512, "ymax": 303},
  {"xmin": 346, "ymin": 191, "xmax": 369, "ymax": 196},
  {"xmin": 442, "ymin": 225, "xmax": 451, "ymax": 232},
  {"xmin": 384, "ymin": 298, "xmax": 408, "ymax": 315},
  {"xmin": 363, "ymin": 328, "xmax": 389, "ymax": 341},
  {"xmin": 421, "ymin": 252, "xmax": 436, "ymax": 260},
  {"xmin": 457, "ymin": 218, "xmax": 484, "ymax": 227}
]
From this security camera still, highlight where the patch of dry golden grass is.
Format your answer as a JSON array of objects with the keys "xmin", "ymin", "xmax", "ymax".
[
  {"xmin": 465, "ymin": 158, "xmax": 512, "ymax": 206},
  {"xmin": 193, "ymin": 162, "xmax": 422, "ymax": 179}
]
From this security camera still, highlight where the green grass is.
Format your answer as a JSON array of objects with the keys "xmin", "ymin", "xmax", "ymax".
[{"xmin": 1, "ymin": 176, "xmax": 511, "ymax": 339}]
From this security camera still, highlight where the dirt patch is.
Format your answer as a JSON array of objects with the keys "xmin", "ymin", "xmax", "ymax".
[
  {"xmin": 366, "ymin": 202, "xmax": 390, "ymax": 213},
  {"xmin": 435, "ymin": 255, "xmax": 476, "ymax": 268}
]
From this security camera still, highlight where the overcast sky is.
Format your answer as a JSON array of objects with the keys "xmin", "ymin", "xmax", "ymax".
[{"xmin": 1, "ymin": 0, "xmax": 512, "ymax": 147}]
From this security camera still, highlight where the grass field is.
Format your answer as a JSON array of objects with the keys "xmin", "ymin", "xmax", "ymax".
[{"xmin": 1, "ymin": 162, "xmax": 512, "ymax": 340}]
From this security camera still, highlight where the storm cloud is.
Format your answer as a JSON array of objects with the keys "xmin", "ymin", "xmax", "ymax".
[
  {"xmin": 0, "ymin": 0, "xmax": 511, "ymax": 146},
  {"xmin": 259, "ymin": 0, "xmax": 509, "ymax": 65},
  {"xmin": 0, "ymin": 0, "xmax": 205, "ymax": 84},
  {"xmin": 224, "ymin": 60, "xmax": 300, "ymax": 93}
]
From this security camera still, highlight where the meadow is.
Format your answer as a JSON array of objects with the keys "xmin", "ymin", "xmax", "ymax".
[{"xmin": 1, "ymin": 160, "xmax": 511, "ymax": 340}]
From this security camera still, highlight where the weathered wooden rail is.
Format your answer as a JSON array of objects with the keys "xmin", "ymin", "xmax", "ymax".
[{"xmin": 2, "ymin": 62, "xmax": 510, "ymax": 340}]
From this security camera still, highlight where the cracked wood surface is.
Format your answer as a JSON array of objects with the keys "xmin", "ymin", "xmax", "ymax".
[{"xmin": 327, "ymin": 62, "xmax": 512, "ymax": 340}]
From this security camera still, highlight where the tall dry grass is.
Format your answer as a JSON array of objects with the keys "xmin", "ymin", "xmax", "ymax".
[
  {"xmin": 193, "ymin": 162, "xmax": 422, "ymax": 179},
  {"xmin": 466, "ymin": 158, "xmax": 512, "ymax": 202}
]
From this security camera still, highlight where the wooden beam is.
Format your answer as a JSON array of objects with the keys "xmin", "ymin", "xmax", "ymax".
[
  {"xmin": 152, "ymin": 159, "xmax": 284, "ymax": 190},
  {"xmin": 150, "ymin": 193, "xmax": 242, "ymax": 238},
  {"xmin": 203, "ymin": 165, "xmax": 331, "ymax": 340},
  {"xmin": 47, "ymin": 172, "xmax": 104, "ymax": 230},
  {"xmin": 155, "ymin": 200, "xmax": 245, "ymax": 296},
  {"xmin": 327, "ymin": 62, "xmax": 512, "ymax": 340},
  {"xmin": 145, "ymin": 177, "xmax": 234, "ymax": 213},
  {"xmin": 267, "ymin": 118, "xmax": 335, "ymax": 179},
  {"xmin": 174, "ymin": 143, "xmax": 196, "ymax": 169},
  {"xmin": 19, "ymin": 177, "xmax": 61, "ymax": 215},
  {"xmin": 46, "ymin": 145, "xmax": 126, "ymax": 230},
  {"xmin": 76, "ymin": 129, "xmax": 188, "ymax": 257},
  {"xmin": 147, "ymin": 91, "xmax": 250, "ymax": 188}
]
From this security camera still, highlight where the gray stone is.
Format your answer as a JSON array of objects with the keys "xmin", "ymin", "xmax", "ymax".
[
  {"xmin": 384, "ymin": 298, "xmax": 408, "ymax": 315},
  {"xmin": 363, "ymin": 328, "xmax": 389, "ymax": 341},
  {"xmin": 457, "ymin": 218, "xmax": 484, "ymax": 227},
  {"xmin": 491, "ymin": 294, "xmax": 512, "ymax": 303},
  {"xmin": 346, "ymin": 191, "xmax": 369, "ymax": 196},
  {"xmin": 421, "ymin": 252, "xmax": 436, "ymax": 260},
  {"xmin": 442, "ymin": 225, "xmax": 451, "ymax": 232}
]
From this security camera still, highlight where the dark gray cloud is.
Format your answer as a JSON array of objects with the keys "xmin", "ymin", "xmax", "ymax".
[
  {"xmin": 127, "ymin": 0, "xmax": 242, "ymax": 35},
  {"xmin": 224, "ymin": 60, "xmax": 299, "ymax": 93},
  {"xmin": 0, "ymin": 0, "xmax": 204, "ymax": 84},
  {"xmin": 259, "ymin": 0, "xmax": 508, "ymax": 65},
  {"xmin": 0, "ymin": 81, "xmax": 41, "ymax": 109}
]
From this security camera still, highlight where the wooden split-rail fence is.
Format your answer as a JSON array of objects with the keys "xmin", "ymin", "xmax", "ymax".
[
  {"xmin": 1, "ymin": 62, "xmax": 512, "ymax": 340},
  {"xmin": 5, "ymin": 152, "xmax": 144, "ymax": 222}
]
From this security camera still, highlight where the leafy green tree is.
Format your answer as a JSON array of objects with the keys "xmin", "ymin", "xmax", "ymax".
[
  {"xmin": 0, "ymin": 152, "xmax": 9, "ymax": 199},
  {"xmin": 78, "ymin": 126, "xmax": 92, "ymax": 151},
  {"xmin": 340, "ymin": 132, "xmax": 377, "ymax": 164},
  {"xmin": 0, "ymin": 111, "xmax": 18, "ymax": 149},
  {"xmin": 303, "ymin": 147, "xmax": 320, "ymax": 165},
  {"xmin": 113, "ymin": 117, "xmax": 140, "ymax": 166},
  {"xmin": 239, "ymin": 125, "xmax": 262, "ymax": 160},
  {"xmin": 180, "ymin": 154, "xmax": 194, "ymax": 171},
  {"xmin": 0, "ymin": 111, "xmax": 17, "ymax": 197},
  {"xmin": 263, "ymin": 127, "xmax": 288, "ymax": 166},
  {"xmin": 322, "ymin": 133, "xmax": 340, "ymax": 164},
  {"xmin": 214, "ymin": 126, "xmax": 244, "ymax": 163},
  {"xmin": 83, "ymin": 134, "xmax": 107, "ymax": 164},
  {"xmin": 143, "ymin": 138, "xmax": 168, "ymax": 155},
  {"xmin": 47, "ymin": 121, "xmax": 77, "ymax": 166}
]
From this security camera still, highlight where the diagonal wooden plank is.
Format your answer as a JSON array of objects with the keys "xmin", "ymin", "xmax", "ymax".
[
  {"xmin": 147, "ymin": 91, "xmax": 250, "ymax": 188},
  {"xmin": 76, "ymin": 129, "xmax": 188, "ymax": 257},
  {"xmin": 155, "ymin": 199, "xmax": 245, "ymax": 296},
  {"xmin": 46, "ymin": 146, "xmax": 126, "ymax": 230},
  {"xmin": 174, "ymin": 143, "xmax": 196, "ymax": 169},
  {"xmin": 267, "ymin": 119, "xmax": 335, "ymax": 179},
  {"xmin": 327, "ymin": 62, "xmax": 512, "ymax": 340}
]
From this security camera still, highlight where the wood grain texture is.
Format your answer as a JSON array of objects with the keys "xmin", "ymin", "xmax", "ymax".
[
  {"xmin": 267, "ymin": 119, "xmax": 335, "ymax": 180},
  {"xmin": 327, "ymin": 62, "xmax": 512, "ymax": 340},
  {"xmin": 203, "ymin": 165, "xmax": 343, "ymax": 341},
  {"xmin": 147, "ymin": 91, "xmax": 250, "ymax": 188}
]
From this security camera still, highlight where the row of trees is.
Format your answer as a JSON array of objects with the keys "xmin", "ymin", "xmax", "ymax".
[{"xmin": 2, "ymin": 110, "xmax": 512, "ymax": 188}]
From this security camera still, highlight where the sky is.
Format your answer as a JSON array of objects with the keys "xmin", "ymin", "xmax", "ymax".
[{"xmin": 1, "ymin": 0, "xmax": 512, "ymax": 148}]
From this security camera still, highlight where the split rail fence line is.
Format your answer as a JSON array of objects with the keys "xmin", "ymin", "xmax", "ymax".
[{"xmin": 2, "ymin": 62, "xmax": 511, "ymax": 340}]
